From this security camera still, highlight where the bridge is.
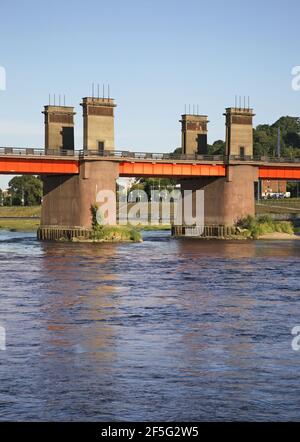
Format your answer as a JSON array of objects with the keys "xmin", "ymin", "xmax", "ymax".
[
  {"xmin": 1, "ymin": 148, "xmax": 300, "ymax": 180},
  {"xmin": 1, "ymin": 98, "xmax": 300, "ymax": 239}
]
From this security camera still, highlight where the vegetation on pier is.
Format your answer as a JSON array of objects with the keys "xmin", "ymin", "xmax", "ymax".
[
  {"xmin": 0, "ymin": 206, "xmax": 298, "ymax": 239},
  {"xmin": 90, "ymin": 204, "xmax": 141, "ymax": 242},
  {"xmin": 237, "ymin": 215, "xmax": 294, "ymax": 239}
]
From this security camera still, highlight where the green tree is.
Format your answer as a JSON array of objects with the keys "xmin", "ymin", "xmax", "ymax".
[
  {"xmin": 253, "ymin": 116, "xmax": 300, "ymax": 157},
  {"xmin": 128, "ymin": 177, "xmax": 177, "ymax": 199},
  {"xmin": 172, "ymin": 115, "xmax": 300, "ymax": 159},
  {"xmin": 173, "ymin": 147, "xmax": 182, "ymax": 155},
  {"xmin": 8, "ymin": 175, "xmax": 42, "ymax": 206},
  {"xmin": 207, "ymin": 140, "xmax": 225, "ymax": 155},
  {"xmin": 140, "ymin": 177, "xmax": 176, "ymax": 199},
  {"xmin": 272, "ymin": 116, "xmax": 300, "ymax": 134}
]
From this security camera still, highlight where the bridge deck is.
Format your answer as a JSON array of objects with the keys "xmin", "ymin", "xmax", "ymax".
[{"xmin": 0, "ymin": 148, "xmax": 300, "ymax": 179}]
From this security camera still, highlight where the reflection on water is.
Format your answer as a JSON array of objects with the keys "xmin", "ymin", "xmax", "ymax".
[{"xmin": 0, "ymin": 230, "xmax": 300, "ymax": 421}]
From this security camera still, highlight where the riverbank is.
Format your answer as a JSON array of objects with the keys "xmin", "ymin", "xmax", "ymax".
[
  {"xmin": 0, "ymin": 207, "xmax": 171, "ymax": 233},
  {"xmin": 0, "ymin": 207, "xmax": 298, "ymax": 240},
  {"xmin": 0, "ymin": 218, "xmax": 40, "ymax": 231},
  {"xmin": 237, "ymin": 215, "xmax": 295, "ymax": 239},
  {"xmin": 0, "ymin": 206, "xmax": 41, "ymax": 217},
  {"xmin": 258, "ymin": 232, "xmax": 300, "ymax": 240},
  {"xmin": 0, "ymin": 206, "xmax": 41, "ymax": 231}
]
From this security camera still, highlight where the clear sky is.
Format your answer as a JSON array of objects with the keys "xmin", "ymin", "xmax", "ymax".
[{"xmin": 0, "ymin": 0, "xmax": 300, "ymax": 188}]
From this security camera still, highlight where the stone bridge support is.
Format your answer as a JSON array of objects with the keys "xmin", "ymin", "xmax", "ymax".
[
  {"xmin": 41, "ymin": 160, "xmax": 119, "ymax": 231},
  {"xmin": 180, "ymin": 164, "xmax": 258, "ymax": 226}
]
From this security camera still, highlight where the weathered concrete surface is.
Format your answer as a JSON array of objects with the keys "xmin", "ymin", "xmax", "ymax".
[
  {"xmin": 180, "ymin": 114, "xmax": 209, "ymax": 155},
  {"xmin": 43, "ymin": 105, "xmax": 75, "ymax": 152},
  {"xmin": 180, "ymin": 165, "xmax": 258, "ymax": 225},
  {"xmin": 224, "ymin": 107, "xmax": 255, "ymax": 157},
  {"xmin": 41, "ymin": 160, "xmax": 119, "ymax": 228},
  {"xmin": 81, "ymin": 97, "xmax": 116, "ymax": 151}
]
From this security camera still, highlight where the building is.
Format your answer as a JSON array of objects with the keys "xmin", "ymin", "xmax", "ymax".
[{"xmin": 261, "ymin": 180, "xmax": 287, "ymax": 196}]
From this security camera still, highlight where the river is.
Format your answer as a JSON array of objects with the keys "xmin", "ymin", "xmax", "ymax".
[{"xmin": 0, "ymin": 230, "xmax": 299, "ymax": 421}]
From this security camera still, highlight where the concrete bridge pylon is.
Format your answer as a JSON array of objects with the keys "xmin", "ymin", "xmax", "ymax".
[{"xmin": 41, "ymin": 160, "xmax": 119, "ymax": 229}]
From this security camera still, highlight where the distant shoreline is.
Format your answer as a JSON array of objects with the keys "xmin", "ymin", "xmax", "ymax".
[{"xmin": 258, "ymin": 232, "xmax": 300, "ymax": 240}]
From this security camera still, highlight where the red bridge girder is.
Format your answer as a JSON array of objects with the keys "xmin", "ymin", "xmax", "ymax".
[
  {"xmin": 0, "ymin": 156, "xmax": 300, "ymax": 180},
  {"xmin": 0, "ymin": 157, "xmax": 79, "ymax": 174},
  {"xmin": 119, "ymin": 161, "xmax": 226, "ymax": 177},
  {"xmin": 258, "ymin": 166, "xmax": 300, "ymax": 180}
]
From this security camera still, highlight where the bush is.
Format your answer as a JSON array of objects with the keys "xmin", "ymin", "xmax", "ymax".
[
  {"xmin": 257, "ymin": 214, "xmax": 273, "ymax": 224},
  {"xmin": 238, "ymin": 215, "xmax": 294, "ymax": 238},
  {"xmin": 90, "ymin": 204, "xmax": 141, "ymax": 242}
]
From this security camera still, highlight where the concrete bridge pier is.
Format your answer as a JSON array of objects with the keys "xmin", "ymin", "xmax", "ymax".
[
  {"xmin": 180, "ymin": 164, "xmax": 258, "ymax": 227},
  {"xmin": 40, "ymin": 160, "xmax": 119, "ymax": 238}
]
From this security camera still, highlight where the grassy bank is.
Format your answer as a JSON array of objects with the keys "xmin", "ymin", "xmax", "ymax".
[
  {"xmin": 2, "ymin": 199, "xmax": 300, "ymax": 219},
  {"xmin": 0, "ymin": 217, "xmax": 169, "ymax": 233},
  {"xmin": 256, "ymin": 198, "xmax": 300, "ymax": 214},
  {"xmin": 238, "ymin": 215, "xmax": 294, "ymax": 239},
  {"xmin": 0, "ymin": 206, "xmax": 41, "ymax": 217},
  {"xmin": 0, "ymin": 206, "xmax": 41, "ymax": 231},
  {"xmin": 2, "ymin": 205, "xmax": 296, "ymax": 238},
  {"xmin": 0, "ymin": 206, "xmax": 171, "ymax": 232},
  {"xmin": 0, "ymin": 218, "xmax": 40, "ymax": 231}
]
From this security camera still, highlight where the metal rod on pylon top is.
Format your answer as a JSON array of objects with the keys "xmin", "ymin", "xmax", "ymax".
[{"xmin": 277, "ymin": 127, "xmax": 281, "ymax": 157}]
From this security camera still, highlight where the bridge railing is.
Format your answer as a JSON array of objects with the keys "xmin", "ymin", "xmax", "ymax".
[
  {"xmin": 80, "ymin": 150, "xmax": 300, "ymax": 163},
  {"xmin": 1, "ymin": 147, "xmax": 300, "ymax": 163},
  {"xmin": 229, "ymin": 154, "xmax": 300, "ymax": 163},
  {"xmin": 0, "ymin": 147, "xmax": 78, "ymax": 156},
  {"xmin": 80, "ymin": 149, "xmax": 225, "ymax": 161}
]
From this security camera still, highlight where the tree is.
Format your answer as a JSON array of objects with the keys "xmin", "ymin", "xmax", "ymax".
[
  {"xmin": 172, "ymin": 115, "xmax": 300, "ymax": 159},
  {"xmin": 207, "ymin": 140, "xmax": 225, "ymax": 155},
  {"xmin": 253, "ymin": 116, "xmax": 300, "ymax": 157},
  {"xmin": 127, "ymin": 177, "xmax": 177, "ymax": 199},
  {"xmin": 173, "ymin": 147, "xmax": 182, "ymax": 155},
  {"xmin": 8, "ymin": 175, "xmax": 43, "ymax": 206}
]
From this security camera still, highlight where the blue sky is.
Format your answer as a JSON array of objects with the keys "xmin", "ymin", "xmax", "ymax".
[{"xmin": 0, "ymin": 0, "xmax": 300, "ymax": 187}]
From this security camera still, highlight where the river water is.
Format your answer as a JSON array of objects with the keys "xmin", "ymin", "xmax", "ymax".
[{"xmin": 0, "ymin": 229, "xmax": 299, "ymax": 421}]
